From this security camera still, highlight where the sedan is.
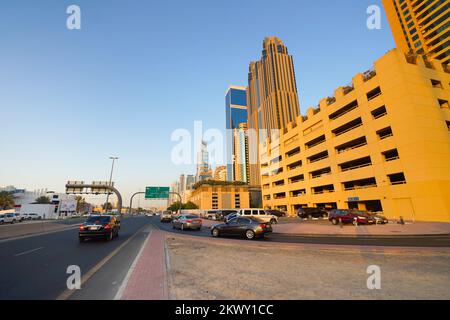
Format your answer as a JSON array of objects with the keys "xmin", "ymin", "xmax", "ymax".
[
  {"xmin": 79, "ymin": 215, "xmax": 120, "ymax": 242},
  {"xmin": 172, "ymin": 214, "xmax": 202, "ymax": 231},
  {"xmin": 329, "ymin": 209, "xmax": 375, "ymax": 225},
  {"xmin": 211, "ymin": 217, "xmax": 273, "ymax": 240}
]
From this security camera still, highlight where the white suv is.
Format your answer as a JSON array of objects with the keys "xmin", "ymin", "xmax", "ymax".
[
  {"xmin": 0, "ymin": 213, "xmax": 17, "ymax": 224},
  {"xmin": 237, "ymin": 209, "xmax": 278, "ymax": 224}
]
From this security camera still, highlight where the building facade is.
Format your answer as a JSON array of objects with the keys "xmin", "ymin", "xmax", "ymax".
[
  {"xmin": 233, "ymin": 123, "xmax": 250, "ymax": 183},
  {"xmin": 225, "ymin": 86, "xmax": 248, "ymax": 181},
  {"xmin": 382, "ymin": 0, "xmax": 449, "ymax": 64},
  {"xmin": 196, "ymin": 140, "xmax": 212, "ymax": 181},
  {"xmin": 214, "ymin": 166, "xmax": 228, "ymax": 181},
  {"xmin": 260, "ymin": 48, "xmax": 450, "ymax": 222},
  {"xmin": 247, "ymin": 36, "xmax": 301, "ymax": 186},
  {"xmin": 189, "ymin": 183, "xmax": 251, "ymax": 210}
]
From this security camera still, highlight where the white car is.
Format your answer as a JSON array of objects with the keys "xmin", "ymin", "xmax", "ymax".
[
  {"xmin": 237, "ymin": 209, "xmax": 278, "ymax": 224},
  {"xmin": 0, "ymin": 213, "xmax": 17, "ymax": 224}
]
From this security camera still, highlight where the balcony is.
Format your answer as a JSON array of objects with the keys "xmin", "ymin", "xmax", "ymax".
[
  {"xmin": 329, "ymin": 100, "xmax": 358, "ymax": 120},
  {"xmin": 367, "ymin": 87, "xmax": 382, "ymax": 101},
  {"xmin": 312, "ymin": 184, "xmax": 335, "ymax": 195},
  {"xmin": 332, "ymin": 118, "xmax": 363, "ymax": 137},
  {"xmin": 273, "ymin": 192, "xmax": 287, "ymax": 200},
  {"xmin": 382, "ymin": 149, "xmax": 400, "ymax": 162},
  {"xmin": 310, "ymin": 167, "xmax": 332, "ymax": 179},
  {"xmin": 388, "ymin": 172, "xmax": 407, "ymax": 185},
  {"xmin": 289, "ymin": 174, "xmax": 305, "ymax": 184},
  {"xmin": 339, "ymin": 156, "xmax": 372, "ymax": 172},
  {"xmin": 285, "ymin": 146, "xmax": 301, "ymax": 158},
  {"xmin": 363, "ymin": 69, "xmax": 377, "ymax": 82},
  {"xmin": 335, "ymin": 136, "xmax": 367, "ymax": 154},
  {"xmin": 273, "ymin": 179, "xmax": 285, "ymax": 187},
  {"xmin": 439, "ymin": 99, "xmax": 449, "ymax": 109},
  {"xmin": 287, "ymin": 160, "xmax": 303, "ymax": 171},
  {"xmin": 305, "ymin": 134, "xmax": 326, "ymax": 149},
  {"xmin": 343, "ymin": 177, "xmax": 377, "ymax": 191},
  {"xmin": 377, "ymin": 127, "xmax": 393, "ymax": 140},
  {"xmin": 308, "ymin": 151, "xmax": 329, "ymax": 164},
  {"xmin": 371, "ymin": 105, "xmax": 387, "ymax": 119},
  {"xmin": 291, "ymin": 189, "xmax": 306, "ymax": 197}
]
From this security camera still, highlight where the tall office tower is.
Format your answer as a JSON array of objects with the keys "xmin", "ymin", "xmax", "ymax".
[
  {"xmin": 185, "ymin": 174, "xmax": 196, "ymax": 190},
  {"xmin": 225, "ymin": 86, "xmax": 248, "ymax": 182},
  {"xmin": 233, "ymin": 123, "xmax": 250, "ymax": 183},
  {"xmin": 196, "ymin": 140, "xmax": 211, "ymax": 182},
  {"xmin": 382, "ymin": 0, "xmax": 449, "ymax": 64},
  {"xmin": 213, "ymin": 166, "xmax": 228, "ymax": 181},
  {"xmin": 247, "ymin": 36, "xmax": 301, "ymax": 186},
  {"xmin": 179, "ymin": 174, "xmax": 185, "ymax": 194}
]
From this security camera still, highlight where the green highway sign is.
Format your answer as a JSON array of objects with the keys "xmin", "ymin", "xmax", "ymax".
[{"xmin": 145, "ymin": 186, "xmax": 170, "ymax": 199}]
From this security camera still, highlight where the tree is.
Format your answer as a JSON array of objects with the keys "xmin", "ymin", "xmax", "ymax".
[
  {"xmin": 75, "ymin": 196, "xmax": 84, "ymax": 213},
  {"xmin": 0, "ymin": 191, "xmax": 15, "ymax": 210},
  {"xmin": 35, "ymin": 196, "xmax": 51, "ymax": 204},
  {"xmin": 183, "ymin": 201, "xmax": 199, "ymax": 210},
  {"xmin": 167, "ymin": 201, "xmax": 199, "ymax": 211}
]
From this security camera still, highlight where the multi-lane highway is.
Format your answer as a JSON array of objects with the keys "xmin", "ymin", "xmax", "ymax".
[{"xmin": 0, "ymin": 216, "xmax": 152, "ymax": 300}]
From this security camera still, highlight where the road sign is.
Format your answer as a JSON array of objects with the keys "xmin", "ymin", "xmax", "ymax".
[{"xmin": 145, "ymin": 187, "xmax": 170, "ymax": 199}]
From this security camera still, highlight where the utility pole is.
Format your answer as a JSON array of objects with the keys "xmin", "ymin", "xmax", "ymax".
[{"xmin": 105, "ymin": 156, "xmax": 119, "ymax": 213}]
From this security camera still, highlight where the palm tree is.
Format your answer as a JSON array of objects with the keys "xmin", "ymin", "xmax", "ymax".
[
  {"xmin": 75, "ymin": 196, "xmax": 84, "ymax": 213},
  {"xmin": 0, "ymin": 191, "xmax": 15, "ymax": 210},
  {"xmin": 35, "ymin": 196, "xmax": 51, "ymax": 204}
]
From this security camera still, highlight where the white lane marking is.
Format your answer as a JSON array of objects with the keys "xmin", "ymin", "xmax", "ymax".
[
  {"xmin": 14, "ymin": 247, "xmax": 45, "ymax": 257},
  {"xmin": 114, "ymin": 230, "xmax": 152, "ymax": 300}
]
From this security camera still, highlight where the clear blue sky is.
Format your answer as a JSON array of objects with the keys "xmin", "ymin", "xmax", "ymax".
[{"xmin": 0, "ymin": 0, "xmax": 395, "ymax": 206}]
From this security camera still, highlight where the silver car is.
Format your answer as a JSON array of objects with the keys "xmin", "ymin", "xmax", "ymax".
[{"xmin": 172, "ymin": 214, "xmax": 202, "ymax": 231}]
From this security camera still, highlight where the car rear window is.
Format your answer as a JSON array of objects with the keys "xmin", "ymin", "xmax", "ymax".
[
  {"xmin": 86, "ymin": 216, "xmax": 110, "ymax": 224},
  {"xmin": 185, "ymin": 215, "xmax": 199, "ymax": 219}
]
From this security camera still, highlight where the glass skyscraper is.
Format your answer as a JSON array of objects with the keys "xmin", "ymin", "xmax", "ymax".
[{"xmin": 225, "ymin": 86, "xmax": 248, "ymax": 182}]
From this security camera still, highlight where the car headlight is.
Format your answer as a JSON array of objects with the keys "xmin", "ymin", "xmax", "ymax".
[{"xmin": 358, "ymin": 216, "xmax": 366, "ymax": 219}]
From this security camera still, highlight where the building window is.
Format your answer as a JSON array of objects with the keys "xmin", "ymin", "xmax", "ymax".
[
  {"xmin": 285, "ymin": 146, "xmax": 300, "ymax": 158},
  {"xmin": 388, "ymin": 173, "xmax": 407, "ymax": 185},
  {"xmin": 382, "ymin": 149, "xmax": 400, "ymax": 161},
  {"xmin": 335, "ymin": 136, "xmax": 367, "ymax": 154},
  {"xmin": 371, "ymin": 105, "xmax": 387, "ymax": 119},
  {"xmin": 438, "ymin": 99, "xmax": 449, "ymax": 109},
  {"xmin": 287, "ymin": 160, "xmax": 302, "ymax": 171},
  {"xmin": 332, "ymin": 118, "xmax": 363, "ymax": 136},
  {"xmin": 305, "ymin": 135, "xmax": 326, "ymax": 149},
  {"xmin": 367, "ymin": 87, "xmax": 382, "ymax": 101},
  {"xmin": 289, "ymin": 174, "xmax": 305, "ymax": 184},
  {"xmin": 212, "ymin": 193, "xmax": 218, "ymax": 209},
  {"xmin": 307, "ymin": 151, "xmax": 329, "ymax": 164},
  {"xmin": 431, "ymin": 79, "xmax": 443, "ymax": 88},
  {"xmin": 343, "ymin": 177, "xmax": 377, "ymax": 191},
  {"xmin": 310, "ymin": 167, "xmax": 332, "ymax": 179},
  {"xmin": 234, "ymin": 194, "xmax": 240, "ymax": 209},
  {"xmin": 312, "ymin": 184, "xmax": 335, "ymax": 195},
  {"xmin": 291, "ymin": 189, "xmax": 306, "ymax": 197},
  {"xmin": 328, "ymin": 100, "xmax": 358, "ymax": 120},
  {"xmin": 339, "ymin": 156, "xmax": 372, "ymax": 172},
  {"xmin": 377, "ymin": 127, "xmax": 393, "ymax": 140},
  {"xmin": 446, "ymin": 121, "xmax": 450, "ymax": 131}
]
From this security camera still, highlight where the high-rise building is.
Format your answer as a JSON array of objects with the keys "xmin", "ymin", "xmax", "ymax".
[
  {"xmin": 260, "ymin": 48, "xmax": 450, "ymax": 222},
  {"xmin": 233, "ymin": 123, "xmax": 250, "ymax": 183},
  {"xmin": 196, "ymin": 140, "xmax": 210, "ymax": 181},
  {"xmin": 382, "ymin": 0, "xmax": 449, "ymax": 64},
  {"xmin": 247, "ymin": 36, "xmax": 301, "ymax": 186},
  {"xmin": 186, "ymin": 174, "xmax": 196, "ymax": 190},
  {"xmin": 214, "ymin": 166, "xmax": 227, "ymax": 181},
  {"xmin": 225, "ymin": 86, "xmax": 248, "ymax": 181}
]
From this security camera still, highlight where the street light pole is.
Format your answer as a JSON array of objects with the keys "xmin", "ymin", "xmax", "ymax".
[{"xmin": 105, "ymin": 156, "xmax": 119, "ymax": 213}]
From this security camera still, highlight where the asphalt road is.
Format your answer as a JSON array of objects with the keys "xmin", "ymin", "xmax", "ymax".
[
  {"xmin": 0, "ymin": 216, "xmax": 152, "ymax": 300},
  {"xmin": 151, "ymin": 217, "xmax": 450, "ymax": 247}
]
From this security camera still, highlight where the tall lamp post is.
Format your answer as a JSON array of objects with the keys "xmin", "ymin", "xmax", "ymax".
[{"xmin": 105, "ymin": 156, "xmax": 119, "ymax": 213}]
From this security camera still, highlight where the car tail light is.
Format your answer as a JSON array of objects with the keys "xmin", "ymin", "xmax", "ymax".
[
  {"xmin": 104, "ymin": 224, "xmax": 111, "ymax": 230},
  {"xmin": 79, "ymin": 224, "xmax": 85, "ymax": 230},
  {"xmin": 186, "ymin": 220, "xmax": 193, "ymax": 223},
  {"xmin": 259, "ymin": 224, "xmax": 266, "ymax": 229}
]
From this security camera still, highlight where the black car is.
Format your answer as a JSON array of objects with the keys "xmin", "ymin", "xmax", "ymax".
[
  {"xmin": 79, "ymin": 215, "xmax": 120, "ymax": 242},
  {"xmin": 211, "ymin": 217, "xmax": 272, "ymax": 240},
  {"xmin": 264, "ymin": 209, "xmax": 286, "ymax": 217},
  {"xmin": 297, "ymin": 207, "xmax": 328, "ymax": 219},
  {"xmin": 215, "ymin": 210, "xmax": 238, "ymax": 221}
]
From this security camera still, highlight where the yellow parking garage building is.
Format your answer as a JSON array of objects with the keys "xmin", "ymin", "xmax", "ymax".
[{"xmin": 260, "ymin": 48, "xmax": 450, "ymax": 222}]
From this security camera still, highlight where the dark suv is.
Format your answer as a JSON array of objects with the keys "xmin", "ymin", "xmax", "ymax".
[{"xmin": 297, "ymin": 207, "xmax": 328, "ymax": 219}]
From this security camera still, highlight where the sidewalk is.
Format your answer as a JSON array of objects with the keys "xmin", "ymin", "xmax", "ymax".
[
  {"xmin": 0, "ymin": 221, "xmax": 79, "ymax": 240},
  {"xmin": 119, "ymin": 230, "xmax": 168, "ymax": 300},
  {"xmin": 200, "ymin": 219, "xmax": 450, "ymax": 236}
]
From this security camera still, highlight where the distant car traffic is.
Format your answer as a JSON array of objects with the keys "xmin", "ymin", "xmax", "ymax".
[
  {"xmin": 0, "ymin": 213, "xmax": 17, "ymax": 224},
  {"xmin": 204, "ymin": 210, "xmax": 219, "ymax": 220},
  {"xmin": 211, "ymin": 217, "xmax": 273, "ymax": 240},
  {"xmin": 23, "ymin": 213, "xmax": 42, "ymax": 220},
  {"xmin": 365, "ymin": 211, "xmax": 389, "ymax": 224},
  {"xmin": 160, "ymin": 211, "xmax": 173, "ymax": 223},
  {"xmin": 297, "ymin": 207, "xmax": 329, "ymax": 219},
  {"xmin": 14, "ymin": 213, "xmax": 25, "ymax": 222},
  {"xmin": 172, "ymin": 214, "xmax": 202, "ymax": 231},
  {"xmin": 237, "ymin": 209, "xmax": 278, "ymax": 224},
  {"xmin": 215, "ymin": 210, "xmax": 238, "ymax": 221},
  {"xmin": 328, "ymin": 209, "xmax": 376, "ymax": 225},
  {"xmin": 264, "ymin": 209, "xmax": 286, "ymax": 218},
  {"xmin": 79, "ymin": 215, "xmax": 120, "ymax": 242}
]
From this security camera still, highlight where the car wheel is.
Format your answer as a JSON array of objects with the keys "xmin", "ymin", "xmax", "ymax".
[
  {"xmin": 331, "ymin": 218, "xmax": 338, "ymax": 225},
  {"xmin": 212, "ymin": 228, "xmax": 220, "ymax": 238},
  {"xmin": 270, "ymin": 219, "xmax": 277, "ymax": 225},
  {"xmin": 245, "ymin": 230, "xmax": 255, "ymax": 240}
]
